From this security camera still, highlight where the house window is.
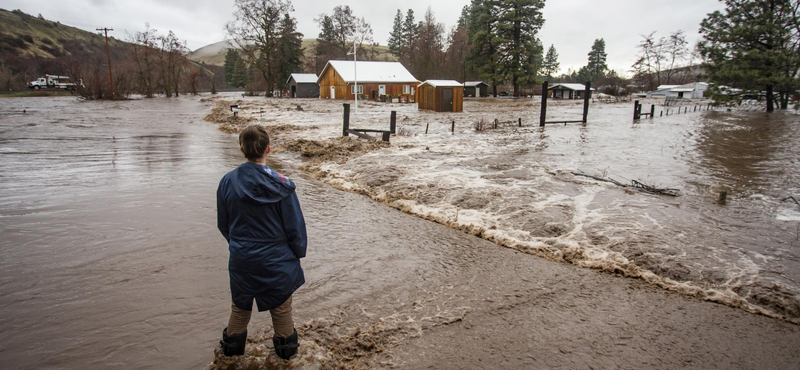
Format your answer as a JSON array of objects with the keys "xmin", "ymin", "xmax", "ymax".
[
  {"xmin": 350, "ymin": 85, "xmax": 363, "ymax": 94},
  {"xmin": 403, "ymin": 85, "xmax": 410, "ymax": 94}
]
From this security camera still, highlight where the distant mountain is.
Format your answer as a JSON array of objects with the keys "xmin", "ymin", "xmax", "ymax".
[
  {"xmin": 188, "ymin": 39, "xmax": 397, "ymax": 67},
  {"xmin": 188, "ymin": 40, "xmax": 231, "ymax": 66}
]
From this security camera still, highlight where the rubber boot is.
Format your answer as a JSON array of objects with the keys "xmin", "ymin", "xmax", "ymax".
[
  {"xmin": 272, "ymin": 328, "xmax": 299, "ymax": 359},
  {"xmin": 220, "ymin": 327, "xmax": 247, "ymax": 356}
]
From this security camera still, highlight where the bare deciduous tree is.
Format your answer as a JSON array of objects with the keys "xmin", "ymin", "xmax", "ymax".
[{"xmin": 226, "ymin": 0, "xmax": 294, "ymax": 96}]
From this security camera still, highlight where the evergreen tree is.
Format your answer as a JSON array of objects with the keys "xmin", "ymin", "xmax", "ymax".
[
  {"xmin": 276, "ymin": 13, "xmax": 303, "ymax": 93},
  {"xmin": 314, "ymin": 6, "xmax": 373, "ymax": 61},
  {"xmin": 495, "ymin": 0, "xmax": 546, "ymax": 96},
  {"xmin": 543, "ymin": 44, "xmax": 559, "ymax": 78},
  {"xmin": 388, "ymin": 9, "xmax": 404, "ymax": 57},
  {"xmin": 457, "ymin": 6, "xmax": 470, "ymax": 29},
  {"xmin": 411, "ymin": 7, "xmax": 445, "ymax": 80},
  {"xmin": 232, "ymin": 57, "xmax": 247, "ymax": 88},
  {"xmin": 699, "ymin": 0, "xmax": 800, "ymax": 111},
  {"xmin": 313, "ymin": 15, "xmax": 337, "ymax": 72},
  {"xmin": 586, "ymin": 38, "xmax": 608, "ymax": 83},
  {"xmin": 401, "ymin": 9, "xmax": 419, "ymax": 65},
  {"xmin": 223, "ymin": 49, "xmax": 240, "ymax": 86},
  {"xmin": 467, "ymin": 0, "xmax": 502, "ymax": 96}
]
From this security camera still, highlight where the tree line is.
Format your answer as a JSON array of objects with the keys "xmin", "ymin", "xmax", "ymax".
[{"xmin": 698, "ymin": 0, "xmax": 800, "ymax": 111}]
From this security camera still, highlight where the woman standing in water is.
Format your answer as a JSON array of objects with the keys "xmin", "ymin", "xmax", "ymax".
[{"xmin": 216, "ymin": 125, "xmax": 307, "ymax": 359}]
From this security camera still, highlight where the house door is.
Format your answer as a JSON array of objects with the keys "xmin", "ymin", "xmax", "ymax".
[
  {"xmin": 291, "ymin": 86, "xmax": 296, "ymax": 98},
  {"xmin": 330, "ymin": 86, "xmax": 335, "ymax": 99},
  {"xmin": 379, "ymin": 85, "xmax": 386, "ymax": 96},
  {"xmin": 443, "ymin": 88, "xmax": 454, "ymax": 111}
]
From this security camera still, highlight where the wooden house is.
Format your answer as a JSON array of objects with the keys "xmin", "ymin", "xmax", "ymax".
[
  {"xmin": 418, "ymin": 80, "xmax": 464, "ymax": 112},
  {"xmin": 548, "ymin": 83, "xmax": 595, "ymax": 99},
  {"xmin": 287, "ymin": 73, "xmax": 319, "ymax": 98},
  {"xmin": 317, "ymin": 61, "xmax": 419, "ymax": 102},
  {"xmin": 464, "ymin": 81, "xmax": 489, "ymax": 97}
]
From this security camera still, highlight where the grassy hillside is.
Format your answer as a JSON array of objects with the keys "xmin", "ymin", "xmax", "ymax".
[
  {"xmin": 188, "ymin": 38, "xmax": 397, "ymax": 67},
  {"xmin": 0, "ymin": 8, "xmax": 128, "ymax": 59}
]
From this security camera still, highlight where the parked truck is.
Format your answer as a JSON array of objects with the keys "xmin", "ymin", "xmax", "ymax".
[{"xmin": 27, "ymin": 75, "xmax": 82, "ymax": 91}]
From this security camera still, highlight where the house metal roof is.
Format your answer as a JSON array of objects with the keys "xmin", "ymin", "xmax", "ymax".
[
  {"xmin": 548, "ymin": 83, "xmax": 595, "ymax": 91},
  {"xmin": 287, "ymin": 73, "xmax": 318, "ymax": 84},
  {"xmin": 465, "ymin": 81, "xmax": 488, "ymax": 87},
  {"xmin": 419, "ymin": 80, "xmax": 464, "ymax": 88},
  {"xmin": 656, "ymin": 85, "xmax": 680, "ymax": 91},
  {"xmin": 670, "ymin": 82, "xmax": 709, "ymax": 92},
  {"xmin": 319, "ymin": 61, "xmax": 418, "ymax": 83}
]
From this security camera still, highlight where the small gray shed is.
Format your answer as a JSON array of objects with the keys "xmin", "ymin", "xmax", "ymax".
[
  {"xmin": 287, "ymin": 73, "xmax": 320, "ymax": 98},
  {"xmin": 464, "ymin": 81, "xmax": 489, "ymax": 97}
]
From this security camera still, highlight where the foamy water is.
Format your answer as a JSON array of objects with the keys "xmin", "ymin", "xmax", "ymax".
[{"xmin": 231, "ymin": 96, "xmax": 800, "ymax": 322}]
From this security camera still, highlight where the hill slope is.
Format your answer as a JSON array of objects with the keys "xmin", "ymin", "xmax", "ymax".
[{"xmin": 0, "ymin": 8, "xmax": 128, "ymax": 59}]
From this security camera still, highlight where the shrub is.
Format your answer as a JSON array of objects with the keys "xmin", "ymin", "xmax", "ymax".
[{"xmin": 474, "ymin": 118, "xmax": 488, "ymax": 132}]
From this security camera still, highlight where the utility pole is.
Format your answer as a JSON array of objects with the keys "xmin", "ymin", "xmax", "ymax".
[
  {"xmin": 347, "ymin": 40, "xmax": 358, "ymax": 114},
  {"xmin": 97, "ymin": 27, "xmax": 115, "ymax": 99}
]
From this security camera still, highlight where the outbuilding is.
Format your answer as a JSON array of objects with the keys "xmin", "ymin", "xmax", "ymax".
[
  {"xmin": 646, "ymin": 82, "xmax": 708, "ymax": 99},
  {"xmin": 548, "ymin": 83, "xmax": 595, "ymax": 99},
  {"xmin": 317, "ymin": 61, "xmax": 419, "ymax": 102},
  {"xmin": 464, "ymin": 81, "xmax": 489, "ymax": 97},
  {"xmin": 418, "ymin": 80, "xmax": 464, "ymax": 112},
  {"xmin": 286, "ymin": 73, "xmax": 319, "ymax": 98}
]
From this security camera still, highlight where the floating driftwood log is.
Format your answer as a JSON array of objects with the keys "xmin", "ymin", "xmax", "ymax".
[{"xmin": 572, "ymin": 171, "xmax": 680, "ymax": 197}]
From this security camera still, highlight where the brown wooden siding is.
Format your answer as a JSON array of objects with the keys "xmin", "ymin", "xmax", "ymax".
[
  {"xmin": 418, "ymin": 85, "xmax": 463, "ymax": 112},
  {"xmin": 318, "ymin": 65, "xmax": 417, "ymax": 102}
]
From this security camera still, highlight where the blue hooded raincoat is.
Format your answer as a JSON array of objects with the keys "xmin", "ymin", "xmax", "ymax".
[{"xmin": 217, "ymin": 162, "xmax": 307, "ymax": 312}]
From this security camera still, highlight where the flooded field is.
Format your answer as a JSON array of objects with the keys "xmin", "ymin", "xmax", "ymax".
[
  {"xmin": 1, "ymin": 95, "xmax": 799, "ymax": 370},
  {"xmin": 0, "ymin": 96, "xmax": 484, "ymax": 369},
  {"xmin": 223, "ymin": 95, "xmax": 800, "ymax": 322}
]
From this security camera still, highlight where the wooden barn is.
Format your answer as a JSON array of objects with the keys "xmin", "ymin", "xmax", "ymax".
[
  {"xmin": 287, "ymin": 73, "xmax": 319, "ymax": 98},
  {"xmin": 464, "ymin": 81, "xmax": 489, "ymax": 97},
  {"xmin": 417, "ymin": 80, "xmax": 464, "ymax": 112},
  {"xmin": 548, "ymin": 83, "xmax": 595, "ymax": 99},
  {"xmin": 317, "ymin": 61, "xmax": 419, "ymax": 102}
]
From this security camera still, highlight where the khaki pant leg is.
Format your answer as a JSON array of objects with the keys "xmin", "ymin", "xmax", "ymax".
[
  {"xmin": 227, "ymin": 303, "xmax": 251, "ymax": 335},
  {"xmin": 270, "ymin": 296, "xmax": 294, "ymax": 338}
]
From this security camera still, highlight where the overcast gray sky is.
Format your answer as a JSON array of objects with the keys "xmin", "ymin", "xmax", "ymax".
[{"xmin": 3, "ymin": 0, "xmax": 724, "ymax": 76}]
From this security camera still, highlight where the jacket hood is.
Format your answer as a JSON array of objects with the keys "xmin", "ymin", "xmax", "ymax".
[{"xmin": 230, "ymin": 162, "xmax": 296, "ymax": 204}]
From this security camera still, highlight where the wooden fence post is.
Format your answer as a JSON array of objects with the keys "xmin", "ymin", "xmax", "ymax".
[
  {"xmin": 425, "ymin": 123, "xmax": 429, "ymax": 134},
  {"xmin": 540, "ymin": 81, "xmax": 548, "ymax": 127},
  {"xmin": 390, "ymin": 111, "xmax": 396, "ymax": 134},
  {"xmin": 519, "ymin": 118, "xmax": 522, "ymax": 127},
  {"xmin": 343, "ymin": 103, "xmax": 350, "ymax": 136},
  {"xmin": 650, "ymin": 104, "xmax": 655, "ymax": 119},
  {"xmin": 633, "ymin": 100, "xmax": 640, "ymax": 120},
  {"xmin": 582, "ymin": 81, "xmax": 591, "ymax": 123},
  {"xmin": 451, "ymin": 120, "xmax": 455, "ymax": 134}
]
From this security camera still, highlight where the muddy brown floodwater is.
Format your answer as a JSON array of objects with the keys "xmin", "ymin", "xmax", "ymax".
[
  {"xmin": 1, "ymin": 95, "xmax": 799, "ymax": 370},
  {"xmin": 0, "ymin": 96, "xmax": 456, "ymax": 369}
]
